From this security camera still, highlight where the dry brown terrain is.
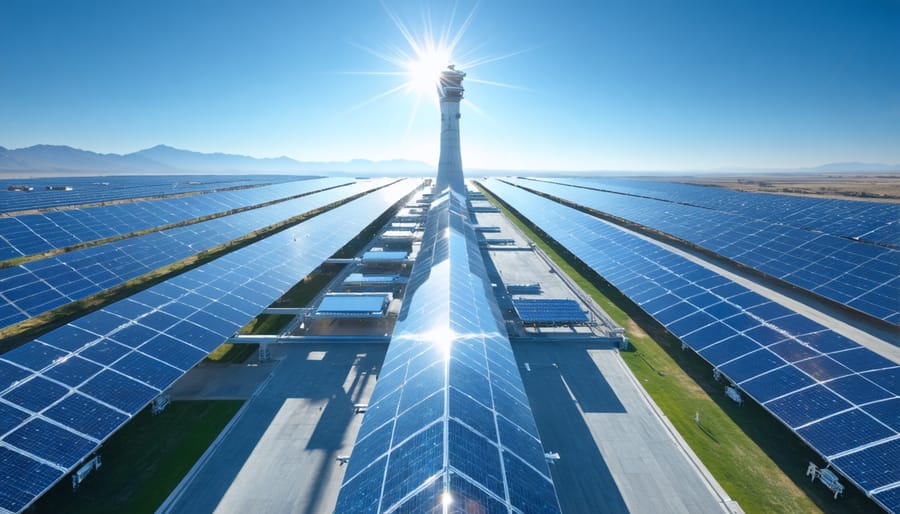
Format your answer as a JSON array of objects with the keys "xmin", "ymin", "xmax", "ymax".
[{"xmin": 674, "ymin": 173, "xmax": 900, "ymax": 203}]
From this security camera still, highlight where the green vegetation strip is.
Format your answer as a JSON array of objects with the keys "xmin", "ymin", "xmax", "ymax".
[
  {"xmin": 32, "ymin": 400, "xmax": 242, "ymax": 514},
  {"xmin": 477, "ymin": 183, "xmax": 877, "ymax": 514}
]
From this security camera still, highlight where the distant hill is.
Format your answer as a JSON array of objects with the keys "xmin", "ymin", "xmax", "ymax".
[
  {"xmin": 1, "ymin": 144, "xmax": 896, "ymax": 177},
  {"xmin": 809, "ymin": 162, "xmax": 900, "ymax": 173},
  {"xmin": 0, "ymin": 144, "xmax": 434, "ymax": 177}
]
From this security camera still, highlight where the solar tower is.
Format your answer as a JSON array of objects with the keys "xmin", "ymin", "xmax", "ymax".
[
  {"xmin": 334, "ymin": 67, "xmax": 562, "ymax": 512},
  {"xmin": 434, "ymin": 65, "xmax": 466, "ymax": 194}
]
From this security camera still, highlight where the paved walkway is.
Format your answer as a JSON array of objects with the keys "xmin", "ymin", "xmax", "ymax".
[
  {"xmin": 159, "ymin": 344, "xmax": 385, "ymax": 514},
  {"xmin": 514, "ymin": 341, "xmax": 739, "ymax": 514}
]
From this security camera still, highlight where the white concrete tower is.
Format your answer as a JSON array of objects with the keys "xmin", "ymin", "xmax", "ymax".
[{"xmin": 434, "ymin": 65, "xmax": 466, "ymax": 194}]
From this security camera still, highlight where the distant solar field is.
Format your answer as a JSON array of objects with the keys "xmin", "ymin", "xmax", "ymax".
[
  {"xmin": 507, "ymin": 177, "xmax": 900, "ymax": 325},
  {"xmin": 0, "ymin": 174, "xmax": 303, "ymax": 213}
]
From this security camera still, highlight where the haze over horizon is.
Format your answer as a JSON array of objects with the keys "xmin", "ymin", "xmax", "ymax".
[{"xmin": 2, "ymin": 0, "xmax": 898, "ymax": 172}]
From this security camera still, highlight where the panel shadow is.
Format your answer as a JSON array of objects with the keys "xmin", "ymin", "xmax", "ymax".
[{"xmin": 516, "ymin": 344, "xmax": 630, "ymax": 514}]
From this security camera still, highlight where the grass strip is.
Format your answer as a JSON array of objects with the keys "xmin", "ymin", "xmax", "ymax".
[{"xmin": 32, "ymin": 400, "xmax": 242, "ymax": 514}]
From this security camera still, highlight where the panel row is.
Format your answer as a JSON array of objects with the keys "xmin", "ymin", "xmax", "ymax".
[
  {"xmin": 532, "ymin": 177, "xmax": 899, "ymax": 247},
  {"xmin": 0, "ymin": 179, "xmax": 420, "ymax": 514},
  {"xmin": 0, "ymin": 179, "xmax": 389, "ymax": 330},
  {"xmin": 0, "ymin": 177, "xmax": 352, "ymax": 261},
  {"xmin": 509, "ymin": 178, "xmax": 900, "ymax": 325},
  {"xmin": 0, "ymin": 174, "xmax": 299, "ymax": 214},
  {"xmin": 336, "ymin": 189, "xmax": 560, "ymax": 513},
  {"xmin": 482, "ymin": 178, "xmax": 899, "ymax": 513}
]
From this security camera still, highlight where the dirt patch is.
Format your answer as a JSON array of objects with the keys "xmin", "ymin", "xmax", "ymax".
[{"xmin": 674, "ymin": 172, "xmax": 900, "ymax": 202}]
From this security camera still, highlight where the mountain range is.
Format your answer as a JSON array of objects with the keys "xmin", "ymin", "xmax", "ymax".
[
  {"xmin": 0, "ymin": 144, "xmax": 435, "ymax": 176},
  {"xmin": 0, "ymin": 144, "xmax": 897, "ymax": 177}
]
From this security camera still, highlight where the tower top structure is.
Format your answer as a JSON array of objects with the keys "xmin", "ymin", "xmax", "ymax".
[{"xmin": 437, "ymin": 64, "xmax": 465, "ymax": 102}]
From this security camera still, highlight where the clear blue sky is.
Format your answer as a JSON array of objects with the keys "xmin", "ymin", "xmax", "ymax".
[{"xmin": 1, "ymin": 0, "xmax": 898, "ymax": 171}]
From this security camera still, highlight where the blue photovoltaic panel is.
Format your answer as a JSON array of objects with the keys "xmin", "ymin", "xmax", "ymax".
[
  {"xmin": 765, "ymin": 385, "xmax": 852, "ymax": 427},
  {"xmin": 832, "ymin": 439, "xmax": 900, "ymax": 492},
  {"xmin": 78, "ymin": 370, "xmax": 159, "ymax": 415},
  {"xmin": 482, "ymin": 178, "xmax": 899, "ymax": 511},
  {"xmin": 698, "ymin": 336, "xmax": 760, "ymax": 365},
  {"xmin": 2, "ymin": 376, "xmax": 68, "ymax": 412},
  {"xmin": 740, "ymin": 366, "xmax": 816, "ymax": 403},
  {"xmin": 315, "ymin": 294, "xmax": 389, "ymax": 317},
  {"xmin": 1, "ymin": 342, "xmax": 67, "ymax": 372},
  {"xmin": 507, "ymin": 177, "xmax": 900, "ymax": 324},
  {"xmin": 826, "ymin": 374, "xmax": 894, "ymax": 405},
  {"xmin": 513, "ymin": 298, "xmax": 589, "ymax": 324},
  {"xmin": 336, "ymin": 187, "xmax": 560, "ymax": 513},
  {"xmin": 0, "ymin": 178, "xmax": 420, "ymax": 513},
  {"xmin": 863, "ymin": 398, "xmax": 900, "ymax": 432},
  {"xmin": 5, "ymin": 418, "xmax": 96, "ymax": 468},
  {"xmin": 718, "ymin": 350, "xmax": 784, "ymax": 383},
  {"xmin": 797, "ymin": 408, "xmax": 895, "ymax": 456},
  {"xmin": 0, "ymin": 403, "xmax": 30, "ymax": 435},
  {"xmin": 41, "ymin": 356, "xmax": 102, "ymax": 387},
  {"xmin": 0, "ymin": 447, "xmax": 62, "ymax": 514},
  {"xmin": 111, "ymin": 353, "xmax": 182, "ymax": 390},
  {"xmin": 43, "ymin": 393, "xmax": 129, "ymax": 440}
]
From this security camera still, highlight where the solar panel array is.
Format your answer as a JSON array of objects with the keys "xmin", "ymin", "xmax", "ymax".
[
  {"xmin": 512, "ymin": 299, "xmax": 588, "ymax": 324},
  {"xmin": 529, "ymin": 177, "xmax": 899, "ymax": 247},
  {"xmin": 0, "ymin": 177, "xmax": 352, "ymax": 261},
  {"xmin": 481, "ymin": 179, "xmax": 900, "ymax": 513},
  {"xmin": 0, "ymin": 179, "xmax": 420, "ymax": 513},
  {"xmin": 0, "ymin": 179, "xmax": 391, "ymax": 330},
  {"xmin": 507, "ymin": 178, "xmax": 900, "ymax": 325},
  {"xmin": 335, "ymin": 189, "xmax": 561, "ymax": 513},
  {"xmin": 0, "ymin": 174, "xmax": 301, "ymax": 214}
]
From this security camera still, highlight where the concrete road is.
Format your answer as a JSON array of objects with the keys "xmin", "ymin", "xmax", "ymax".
[
  {"xmin": 160, "ymin": 344, "xmax": 385, "ymax": 514},
  {"xmin": 513, "ymin": 340, "xmax": 737, "ymax": 514}
]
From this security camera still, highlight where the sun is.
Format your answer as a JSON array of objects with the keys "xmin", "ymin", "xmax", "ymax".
[
  {"xmin": 345, "ymin": 2, "xmax": 526, "ymax": 118},
  {"xmin": 405, "ymin": 46, "xmax": 451, "ymax": 95}
]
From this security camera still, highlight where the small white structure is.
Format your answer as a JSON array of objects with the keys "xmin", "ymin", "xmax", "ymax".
[
  {"xmin": 726, "ymin": 386, "xmax": 743, "ymax": 405},
  {"xmin": 807, "ymin": 462, "xmax": 845, "ymax": 499},
  {"xmin": 151, "ymin": 394, "xmax": 170, "ymax": 415},
  {"xmin": 259, "ymin": 343, "xmax": 271, "ymax": 362},
  {"xmin": 72, "ymin": 455, "xmax": 101, "ymax": 490},
  {"xmin": 544, "ymin": 452, "xmax": 560, "ymax": 464}
]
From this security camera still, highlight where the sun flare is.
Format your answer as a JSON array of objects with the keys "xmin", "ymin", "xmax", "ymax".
[
  {"xmin": 405, "ymin": 46, "xmax": 451, "ymax": 95},
  {"xmin": 346, "ymin": 2, "xmax": 526, "ymax": 124}
]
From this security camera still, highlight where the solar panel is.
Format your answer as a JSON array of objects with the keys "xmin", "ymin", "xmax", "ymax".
[
  {"xmin": 513, "ymin": 299, "xmax": 588, "ymax": 324},
  {"xmin": 0, "ymin": 179, "xmax": 394, "ymax": 331},
  {"xmin": 315, "ymin": 294, "xmax": 391, "ymax": 318},
  {"xmin": 335, "ymin": 189, "xmax": 561, "ymax": 513},
  {"xmin": 506, "ymin": 178, "xmax": 900, "ymax": 325},
  {"xmin": 0, "ymin": 179, "xmax": 420, "ymax": 513},
  {"xmin": 482, "ymin": 178, "xmax": 900, "ymax": 513}
]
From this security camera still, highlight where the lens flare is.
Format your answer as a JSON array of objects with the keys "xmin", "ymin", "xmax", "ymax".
[{"xmin": 406, "ymin": 46, "xmax": 451, "ymax": 95}]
